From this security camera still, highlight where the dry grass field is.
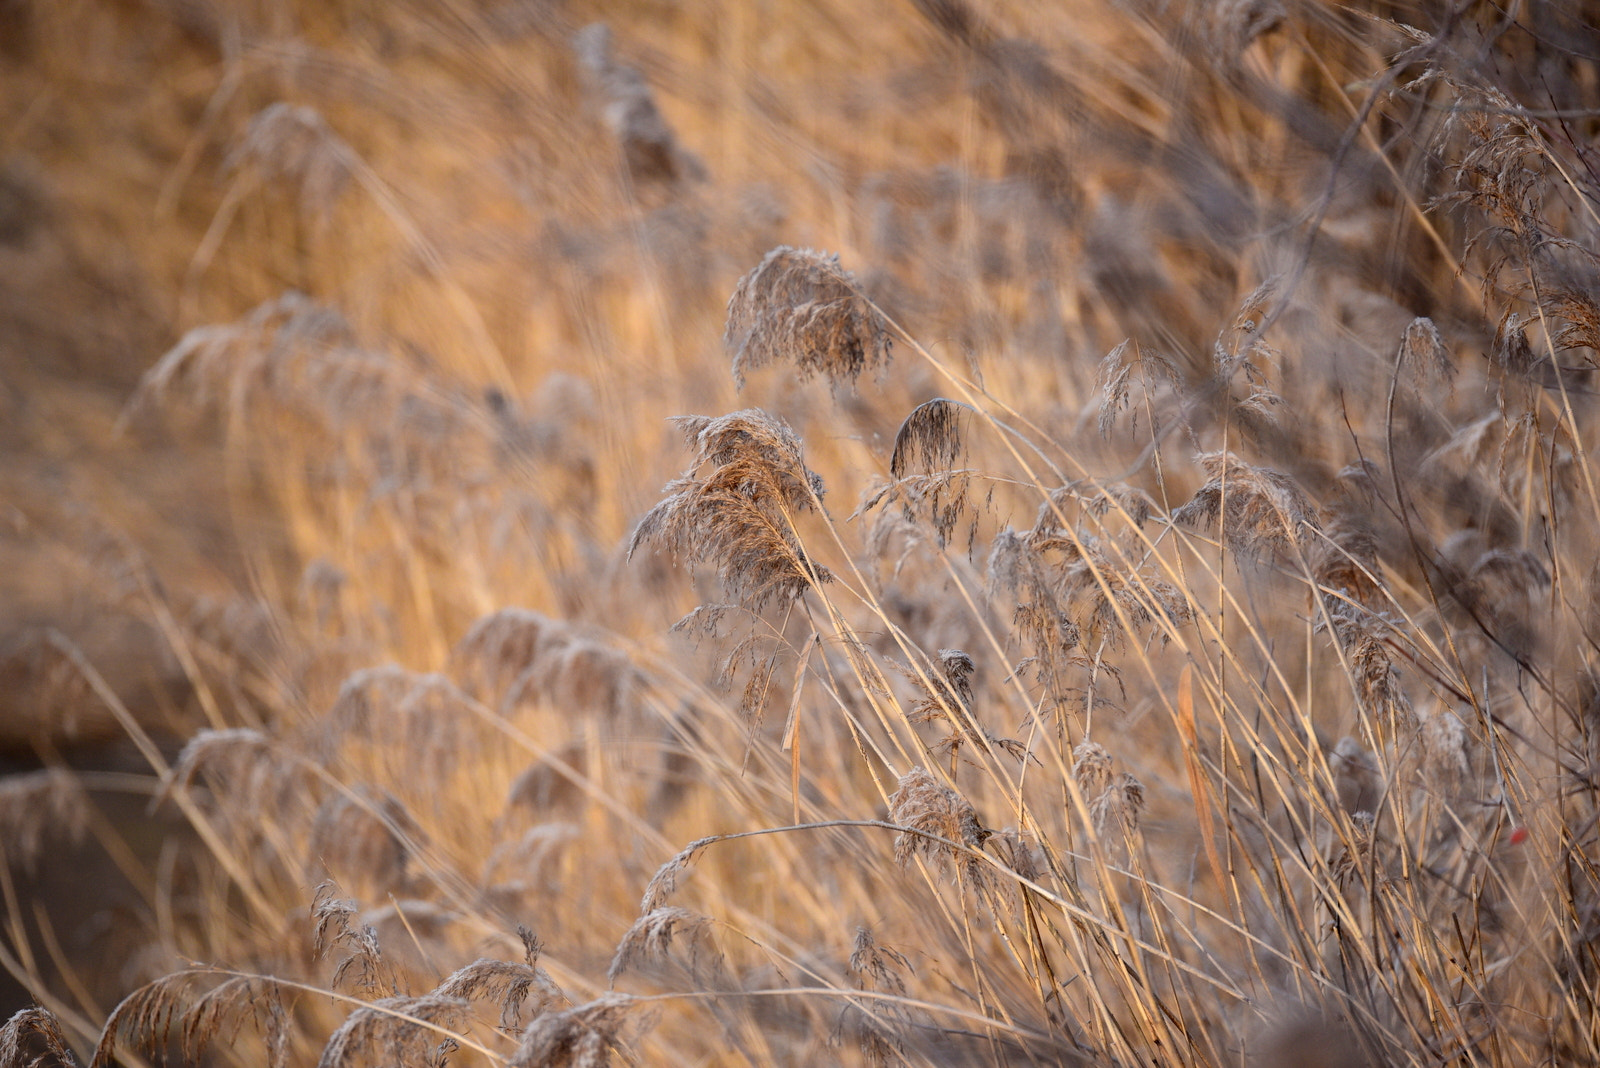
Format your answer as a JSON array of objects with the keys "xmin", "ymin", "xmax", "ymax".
[{"xmin": 3, "ymin": 0, "xmax": 1600, "ymax": 1064}]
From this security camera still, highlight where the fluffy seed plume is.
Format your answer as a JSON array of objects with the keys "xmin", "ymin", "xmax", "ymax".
[
  {"xmin": 227, "ymin": 103, "xmax": 354, "ymax": 219},
  {"xmin": 889, "ymin": 399, "xmax": 964, "ymax": 479},
  {"xmin": 991, "ymin": 521, "xmax": 1190, "ymax": 658},
  {"xmin": 849, "ymin": 926, "xmax": 911, "ymax": 996},
  {"xmin": 313, "ymin": 883, "xmax": 399, "ymax": 1000},
  {"xmin": 607, "ymin": 907, "xmax": 720, "ymax": 984},
  {"xmin": 1330, "ymin": 737, "xmax": 1382, "ymax": 817},
  {"xmin": 509, "ymin": 993, "xmax": 636, "ymax": 1068},
  {"xmin": 887, "ymin": 766, "xmax": 990, "ymax": 876},
  {"xmin": 1313, "ymin": 463, "xmax": 1387, "ymax": 627},
  {"xmin": 1419, "ymin": 707, "xmax": 1471, "ymax": 797},
  {"xmin": 1350, "ymin": 632, "xmax": 1412, "ymax": 725},
  {"xmin": 639, "ymin": 837, "xmax": 714, "ymax": 914},
  {"xmin": 906, "ymin": 649, "xmax": 975, "ymax": 727},
  {"xmin": 1399, "ymin": 316, "xmax": 1455, "ymax": 387},
  {"xmin": 308, "ymin": 785, "xmax": 417, "ymax": 896},
  {"xmin": 1, "ymin": 1007, "xmax": 79, "ymax": 1068},
  {"xmin": 726, "ymin": 247, "xmax": 892, "ymax": 390},
  {"xmin": 1097, "ymin": 339, "xmax": 1180, "ymax": 436},
  {"xmin": 434, "ymin": 958, "xmax": 565, "ymax": 1031},
  {"xmin": 316, "ymin": 995, "xmax": 469, "ymax": 1068},
  {"xmin": 629, "ymin": 410, "xmax": 831, "ymax": 609},
  {"xmin": 876, "ymin": 398, "xmax": 972, "ymax": 546},
  {"xmin": 90, "ymin": 971, "xmax": 293, "ymax": 1068},
  {"xmin": 1089, "ymin": 772, "xmax": 1146, "ymax": 840},
  {"xmin": 904, "ymin": 649, "xmax": 1026, "ymax": 767},
  {"xmin": 1072, "ymin": 741, "xmax": 1115, "ymax": 802},
  {"xmin": 844, "ymin": 926, "xmax": 912, "ymax": 1066},
  {"xmin": 1172, "ymin": 452, "xmax": 1320, "ymax": 559}
]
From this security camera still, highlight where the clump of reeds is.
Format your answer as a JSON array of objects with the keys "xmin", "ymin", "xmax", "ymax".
[{"xmin": 19, "ymin": 3, "xmax": 1600, "ymax": 1067}]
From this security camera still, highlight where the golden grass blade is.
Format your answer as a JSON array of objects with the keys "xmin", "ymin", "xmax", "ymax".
[{"xmin": 1176, "ymin": 664, "xmax": 1226, "ymax": 892}]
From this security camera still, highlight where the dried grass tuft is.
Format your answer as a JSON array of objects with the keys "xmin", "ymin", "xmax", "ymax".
[
  {"xmin": 726, "ymin": 247, "xmax": 892, "ymax": 391},
  {"xmin": 1074, "ymin": 743, "xmax": 1144, "ymax": 843},
  {"xmin": 1071, "ymin": 741, "xmax": 1115, "ymax": 804},
  {"xmin": 875, "ymin": 398, "xmax": 973, "ymax": 546},
  {"xmin": 227, "ymin": 103, "xmax": 354, "ymax": 220},
  {"xmin": 1097, "ymin": 339, "xmax": 1180, "ymax": 436},
  {"xmin": 309, "ymin": 785, "xmax": 418, "ymax": 895},
  {"xmin": 1418, "ymin": 706, "xmax": 1471, "ymax": 797},
  {"xmin": 905, "ymin": 648, "xmax": 975, "ymax": 721},
  {"xmin": 905, "ymin": 648, "xmax": 990, "ymax": 759},
  {"xmin": 848, "ymin": 926, "xmax": 911, "ymax": 997},
  {"xmin": 1399, "ymin": 316, "xmax": 1455, "ymax": 387},
  {"xmin": 91, "ymin": 971, "xmax": 291, "ymax": 1068},
  {"xmin": 452, "ymin": 608, "xmax": 563, "ymax": 700},
  {"xmin": 1088, "ymin": 772, "xmax": 1145, "ymax": 840},
  {"xmin": 1329, "ymin": 737, "xmax": 1381, "ymax": 817},
  {"xmin": 842, "ymin": 926, "xmax": 912, "ymax": 1066},
  {"xmin": 889, "ymin": 399, "xmax": 963, "ymax": 479},
  {"xmin": 455, "ymin": 609, "xmax": 643, "ymax": 719}
]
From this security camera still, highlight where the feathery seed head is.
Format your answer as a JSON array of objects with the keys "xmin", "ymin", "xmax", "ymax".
[
  {"xmin": 888, "ymin": 766, "xmax": 989, "ymax": 875},
  {"xmin": 726, "ymin": 247, "xmax": 892, "ymax": 391}
]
